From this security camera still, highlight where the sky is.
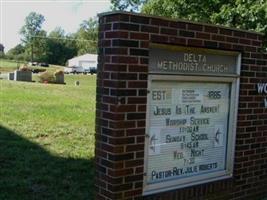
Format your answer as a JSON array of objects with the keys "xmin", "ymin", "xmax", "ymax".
[{"xmin": 1, "ymin": 0, "xmax": 111, "ymax": 51}]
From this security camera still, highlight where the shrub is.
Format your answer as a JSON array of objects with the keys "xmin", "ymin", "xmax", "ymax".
[
  {"xmin": 38, "ymin": 71, "xmax": 55, "ymax": 83},
  {"xmin": 32, "ymin": 69, "xmax": 46, "ymax": 73},
  {"xmin": 6, "ymin": 54, "xmax": 14, "ymax": 60},
  {"xmin": 19, "ymin": 64, "xmax": 31, "ymax": 71},
  {"xmin": 16, "ymin": 54, "xmax": 26, "ymax": 61},
  {"xmin": 0, "ymin": 52, "xmax": 5, "ymax": 58},
  {"xmin": 54, "ymin": 70, "xmax": 64, "ymax": 76}
]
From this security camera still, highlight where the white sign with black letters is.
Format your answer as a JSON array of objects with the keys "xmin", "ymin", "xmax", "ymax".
[
  {"xmin": 143, "ymin": 45, "xmax": 240, "ymax": 195},
  {"xmin": 146, "ymin": 81, "xmax": 230, "ymax": 184}
]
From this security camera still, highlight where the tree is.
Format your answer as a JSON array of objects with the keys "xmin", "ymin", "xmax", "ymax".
[
  {"xmin": 210, "ymin": 0, "xmax": 267, "ymax": 35},
  {"xmin": 20, "ymin": 12, "xmax": 46, "ymax": 61},
  {"xmin": 142, "ymin": 0, "xmax": 267, "ymax": 44},
  {"xmin": 45, "ymin": 27, "xmax": 78, "ymax": 65},
  {"xmin": 111, "ymin": 0, "xmax": 267, "ymax": 46},
  {"xmin": 7, "ymin": 44, "xmax": 25, "ymax": 55},
  {"xmin": 144, "ymin": 0, "xmax": 266, "ymax": 31},
  {"xmin": 75, "ymin": 18, "xmax": 98, "ymax": 55},
  {"xmin": 6, "ymin": 44, "xmax": 28, "ymax": 60},
  {"xmin": 30, "ymin": 30, "xmax": 47, "ymax": 62},
  {"xmin": 111, "ymin": 0, "xmax": 147, "ymax": 11},
  {"xmin": 142, "ymin": 0, "xmax": 229, "ymax": 22}
]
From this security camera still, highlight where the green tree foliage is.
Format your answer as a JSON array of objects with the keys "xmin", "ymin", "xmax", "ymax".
[
  {"xmin": 111, "ymin": 0, "xmax": 147, "ymax": 11},
  {"xmin": 145, "ymin": 1, "xmax": 266, "ymax": 30},
  {"xmin": 18, "ymin": 12, "xmax": 78, "ymax": 65},
  {"xmin": 6, "ymin": 44, "xmax": 28, "ymax": 61},
  {"xmin": 142, "ymin": 0, "xmax": 267, "ymax": 44},
  {"xmin": 7, "ymin": 44, "xmax": 25, "ymax": 55},
  {"xmin": 45, "ymin": 27, "xmax": 78, "ymax": 66},
  {"xmin": 20, "ymin": 12, "xmax": 45, "ymax": 42},
  {"xmin": 112, "ymin": 0, "xmax": 267, "ymax": 46},
  {"xmin": 20, "ymin": 12, "xmax": 46, "ymax": 61},
  {"xmin": 10, "ymin": 13, "xmax": 110, "ymax": 65},
  {"xmin": 30, "ymin": 30, "xmax": 48, "ymax": 62},
  {"xmin": 142, "ymin": 0, "xmax": 229, "ymax": 22},
  {"xmin": 75, "ymin": 18, "xmax": 98, "ymax": 55},
  {"xmin": 211, "ymin": 0, "xmax": 267, "ymax": 35}
]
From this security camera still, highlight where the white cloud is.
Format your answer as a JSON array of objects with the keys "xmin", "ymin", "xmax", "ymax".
[{"xmin": 1, "ymin": 0, "xmax": 111, "ymax": 51}]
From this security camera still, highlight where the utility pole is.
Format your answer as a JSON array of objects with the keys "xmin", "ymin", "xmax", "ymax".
[
  {"xmin": 30, "ymin": 35, "xmax": 34, "ymax": 62},
  {"xmin": 31, "ymin": 43, "xmax": 33, "ymax": 62}
]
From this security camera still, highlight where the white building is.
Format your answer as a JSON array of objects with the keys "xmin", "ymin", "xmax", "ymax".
[{"xmin": 67, "ymin": 54, "xmax": 97, "ymax": 70}]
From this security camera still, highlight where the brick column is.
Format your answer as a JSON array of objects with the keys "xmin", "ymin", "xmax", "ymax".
[{"xmin": 95, "ymin": 11, "xmax": 267, "ymax": 200}]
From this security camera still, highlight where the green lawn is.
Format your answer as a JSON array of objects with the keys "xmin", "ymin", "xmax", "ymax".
[
  {"xmin": 0, "ymin": 59, "xmax": 64, "ymax": 73},
  {"xmin": 0, "ymin": 75, "xmax": 96, "ymax": 199},
  {"xmin": 0, "ymin": 59, "xmax": 23, "ymax": 72}
]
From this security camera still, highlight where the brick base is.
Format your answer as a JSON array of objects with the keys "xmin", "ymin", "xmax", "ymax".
[{"xmin": 95, "ymin": 11, "xmax": 267, "ymax": 200}]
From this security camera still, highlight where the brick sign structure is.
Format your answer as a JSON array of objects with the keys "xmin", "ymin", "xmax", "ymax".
[{"xmin": 95, "ymin": 11, "xmax": 267, "ymax": 200}]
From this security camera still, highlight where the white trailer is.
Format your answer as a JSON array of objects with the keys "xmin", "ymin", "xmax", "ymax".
[
  {"xmin": 64, "ymin": 66, "xmax": 84, "ymax": 74},
  {"xmin": 67, "ymin": 54, "xmax": 97, "ymax": 74}
]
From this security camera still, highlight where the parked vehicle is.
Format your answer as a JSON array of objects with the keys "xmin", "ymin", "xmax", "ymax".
[
  {"xmin": 28, "ymin": 62, "xmax": 49, "ymax": 67},
  {"xmin": 39, "ymin": 63, "xmax": 49, "ymax": 67},
  {"xmin": 28, "ymin": 62, "xmax": 38, "ymax": 66},
  {"xmin": 64, "ymin": 66, "xmax": 84, "ymax": 74},
  {"xmin": 83, "ymin": 67, "xmax": 97, "ymax": 75},
  {"xmin": 89, "ymin": 67, "xmax": 97, "ymax": 75}
]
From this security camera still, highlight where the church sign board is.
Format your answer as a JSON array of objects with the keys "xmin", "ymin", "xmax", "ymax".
[{"xmin": 143, "ymin": 44, "xmax": 241, "ymax": 195}]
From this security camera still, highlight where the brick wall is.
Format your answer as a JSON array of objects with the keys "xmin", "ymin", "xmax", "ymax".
[{"xmin": 95, "ymin": 11, "xmax": 267, "ymax": 200}]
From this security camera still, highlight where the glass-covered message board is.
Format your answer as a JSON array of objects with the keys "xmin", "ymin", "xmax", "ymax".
[
  {"xmin": 148, "ymin": 81, "xmax": 230, "ymax": 179},
  {"xmin": 143, "ymin": 45, "xmax": 240, "ymax": 195}
]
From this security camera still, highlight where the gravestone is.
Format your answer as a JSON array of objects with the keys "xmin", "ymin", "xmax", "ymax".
[
  {"xmin": 8, "ymin": 72, "xmax": 14, "ymax": 80},
  {"xmin": 95, "ymin": 11, "xmax": 267, "ymax": 200},
  {"xmin": 55, "ymin": 74, "xmax": 64, "ymax": 84},
  {"xmin": 14, "ymin": 70, "xmax": 32, "ymax": 82}
]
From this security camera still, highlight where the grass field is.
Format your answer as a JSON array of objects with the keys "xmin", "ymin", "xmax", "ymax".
[
  {"xmin": 0, "ymin": 74, "xmax": 96, "ymax": 199},
  {"xmin": 0, "ymin": 58, "xmax": 64, "ymax": 73}
]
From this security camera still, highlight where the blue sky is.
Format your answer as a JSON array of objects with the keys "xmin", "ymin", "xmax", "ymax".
[{"xmin": 1, "ymin": 0, "xmax": 111, "ymax": 51}]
